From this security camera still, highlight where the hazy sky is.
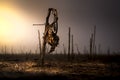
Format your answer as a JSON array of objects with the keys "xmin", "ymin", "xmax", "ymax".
[{"xmin": 0, "ymin": 0, "xmax": 120, "ymax": 53}]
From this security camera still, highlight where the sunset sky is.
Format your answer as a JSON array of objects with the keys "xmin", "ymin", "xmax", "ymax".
[{"xmin": 0, "ymin": 0, "xmax": 120, "ymax": 53}]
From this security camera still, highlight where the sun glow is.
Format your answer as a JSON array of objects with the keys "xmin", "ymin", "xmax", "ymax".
[{"xmin": 0, "ymin": 3, "xmax": 29, "ymax": 45}]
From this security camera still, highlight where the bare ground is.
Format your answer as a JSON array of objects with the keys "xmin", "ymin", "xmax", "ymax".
[{"xmin": 0, "ymin": 60, "xmax": 120, "ymax": 80}]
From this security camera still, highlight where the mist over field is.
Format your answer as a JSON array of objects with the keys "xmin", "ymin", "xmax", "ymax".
[{"xmin": 0, "ymin": 0, "xmax": 120, "ymax": 53}]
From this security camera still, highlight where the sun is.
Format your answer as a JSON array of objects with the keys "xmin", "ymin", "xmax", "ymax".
[{"xmin": 0, "ymin": 4, "xmax": 28, "ymax": 46}]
